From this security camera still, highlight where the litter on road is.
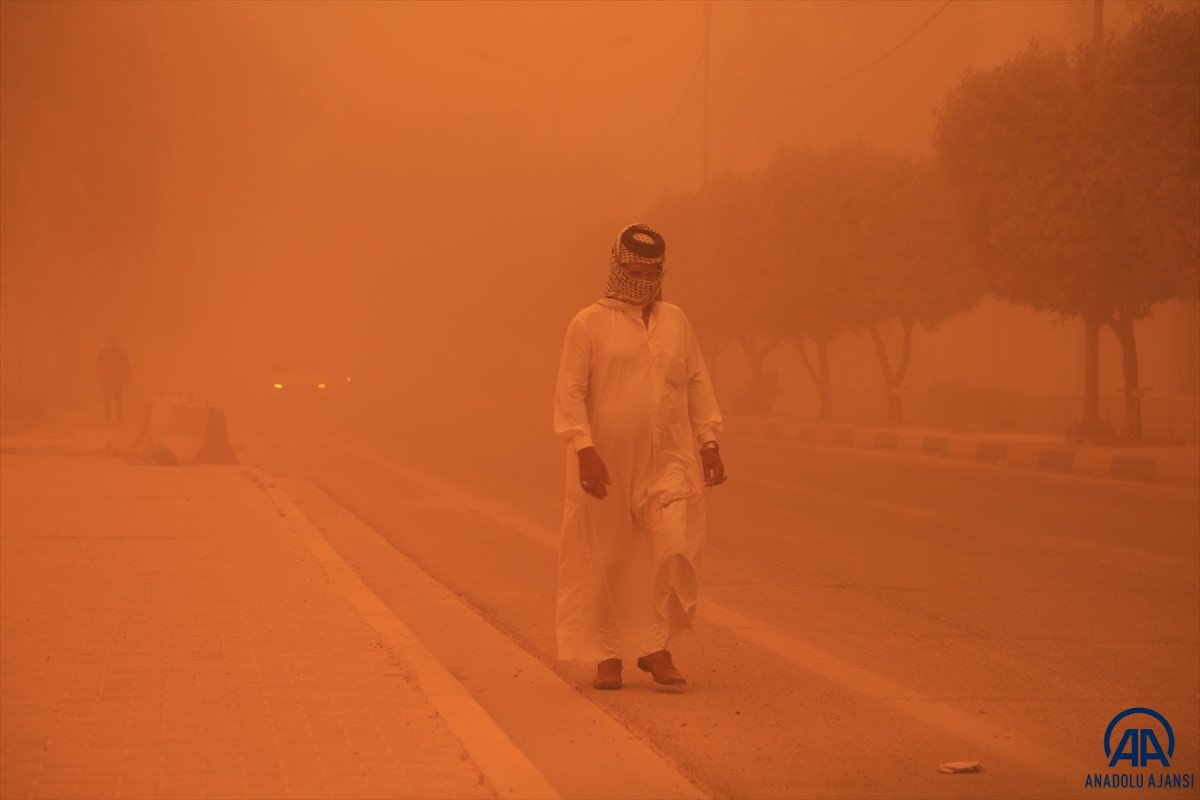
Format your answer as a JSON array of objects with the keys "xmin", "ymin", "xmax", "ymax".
[{"xmin": 938, "ymin": 760, "xmax": 983, "ymax": 774}]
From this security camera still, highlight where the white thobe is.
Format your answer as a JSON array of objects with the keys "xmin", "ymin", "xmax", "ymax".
[{"xmin": 553, "ymin": 298, "xmax": 722, "ymax": 661}]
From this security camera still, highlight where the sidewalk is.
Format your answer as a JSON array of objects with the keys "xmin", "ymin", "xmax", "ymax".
[
  {"xmin": 729, "ymin": 416, "xmax": 1200, "ymax": 488},
  {"xmin": 0, "ymin": 444, "xmax": 543, "ymax": 798}
]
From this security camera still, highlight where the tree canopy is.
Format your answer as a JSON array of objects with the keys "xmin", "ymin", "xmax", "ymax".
[
  {"xmin": 655, "ymin": 144, "xmax": 981, "ymax": 420},
  {"xmin": 934, "ymin": 3, "xmax": 1199, "ymax": 435}
]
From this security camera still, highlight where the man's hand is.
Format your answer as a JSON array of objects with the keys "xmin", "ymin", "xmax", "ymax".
[
  {"xmin": 701, "ymin": 447, "xmax": 726, "ymax": 486},
  {"xmin": 577, "ymin": 446, "xmax": 611, "ymax": 499}
]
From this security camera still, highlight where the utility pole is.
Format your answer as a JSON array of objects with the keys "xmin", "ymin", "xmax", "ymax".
[
  {"xmin": 702, "ymin": 0, "xmax": 712, "ymax": 188},
  {"xmin": 1081, "ymin": 0, "xmax": 1105, "ymax": 435}
]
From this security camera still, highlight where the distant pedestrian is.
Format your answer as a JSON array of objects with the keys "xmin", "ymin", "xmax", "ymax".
[
  {"xmin": 96, "ymin": 335, "xmax": 131, "ymax": 424},
  {"xmin": 553, "ymin": 223, "xmax": 726, "ymax": 690}
]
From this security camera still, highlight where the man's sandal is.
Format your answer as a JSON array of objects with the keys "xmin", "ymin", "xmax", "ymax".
[
  {"xmin": 593, "ymin": 658, "xmax": 622, "ymax": 690},
  {"xmin": 636, "ymin": 650, "xmax": 686, "ymax": 686}
]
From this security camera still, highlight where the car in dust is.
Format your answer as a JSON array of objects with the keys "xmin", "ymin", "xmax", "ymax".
[{"xmin": 264, "ymin": 360, "xmax": 354, "ymax": 403}]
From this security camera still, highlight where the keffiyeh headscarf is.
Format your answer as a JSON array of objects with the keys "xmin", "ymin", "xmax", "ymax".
[{"xmin": 604, "ymin": 223, "xmax": 666, "ymax": 306}]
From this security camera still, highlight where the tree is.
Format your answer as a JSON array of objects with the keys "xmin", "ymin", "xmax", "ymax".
[
  {"xmin": 653, "ymin": 173, "xmax": 781, "ymax": 413},
  {"xmin": 654, "ymin": 143, "xmax": 982, "ymax": 424},
  {"xmin": 759, "ymin": 147, "xmax": 857, "ymax": 420},
  {"xmin": 763, "ymin": 145, "xmax": 980, "ymax": 422},
  {"xmin": 934, "ymin": 4, "xmax": 1199, "ymax": 437},
  {"xmin": 1080, "ymin": 5, "xmax": 1200, "ymax": 436},
  {"xmin": 856, "ymin": 152, "xmax": 982, "ymax": 423}
]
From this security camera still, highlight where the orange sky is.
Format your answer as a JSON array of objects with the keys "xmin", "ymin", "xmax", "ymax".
[{"xmin": 1, "ymin": 0, "xmax": 1193, "ymax": 410}]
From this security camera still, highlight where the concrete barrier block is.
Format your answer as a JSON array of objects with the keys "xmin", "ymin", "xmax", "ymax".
[
  {"xmin": 1007, "ymin": 443, "xmax": 1041, "ymax": 469},
  {"xmin": 894, "ymin": 432, "xmax": 926, "ymax": 454},
  {"xmin": 194, "ymin": 407, "xmax": 238, "ymax": 465},
  {"xmin": 794, "ymin": 426, "xmax": 818, "ymax": 444},
  {"xmin": 128, "ymin": 399, "xmax": 238, "ymax": 466},
  {"xmin": 947, "ymin": 439, "xmax": 977, "ymax": 461},
  {"xmin": 921, "ymin": 436, "xmax": 951, "ymax": 457},
  {"xmin": 851, "ymin": 429, "xmax": 875, "ymax": 449},
  {"xmin": 976, "ymin": 441, "xmax": 1010, "ymax": 464},
  {"xmin": 781, "ymin": 425, "xmax": 805, "ymax": 443},
  {"xmin": 873, "ymin": 431, "xmax": 899, "ymax": 451},
  {"xmin": 834, "ymin": 427, "xmax": 856, "ymax": 447},
  {"xmin": 1071, "ymin": 451, "xmax": 1112, "ymax": 479},
  {"xmin": 1037, "ymin": 447, "xmax": 1077, "ymax": 473},
  {"xmin": 1110, "ymin": 455, "xmax": 1156, "ymax": 482}
]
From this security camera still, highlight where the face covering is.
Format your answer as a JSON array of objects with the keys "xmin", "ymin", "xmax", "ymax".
[
  {"xmin": 604, "ymin": 223, "xmax": 666, "ymax": 306},
  {"xmin": 604, "ymin": 265, "xmax": 662, "ymax": 306}
]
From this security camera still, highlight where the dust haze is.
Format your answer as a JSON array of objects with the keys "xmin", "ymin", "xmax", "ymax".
[
  {"xmin": 2, "ymin": 1, "xmax": 1197, "ymax": 440},
  {"xmin": 3, "ymin": 3, "xmax": 1200, "ymax": 797}
]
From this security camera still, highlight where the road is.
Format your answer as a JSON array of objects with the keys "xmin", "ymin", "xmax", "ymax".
[{"xmin": 239, "ymin": 402, "xmax": 1199, "ymax": 799}]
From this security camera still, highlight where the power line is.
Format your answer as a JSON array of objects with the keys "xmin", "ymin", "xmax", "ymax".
[
  {"xmin": 632, "ymin": 1, "xmax": 956, "ymax": 184},
  {"xmin": 632, "ymin": 47, "xmax": 706, "ymax": 182},
  {"xmin": 716, "ymin": 0, "xmax": 956, "ymax": 95}
]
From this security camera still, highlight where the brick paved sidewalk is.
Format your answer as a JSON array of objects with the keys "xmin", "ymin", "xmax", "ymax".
[{"xmin": 0, "ymin": 453, "xmax": 498, "ymax": 799}]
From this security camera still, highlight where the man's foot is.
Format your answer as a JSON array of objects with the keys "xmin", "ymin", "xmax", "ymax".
[
  {"xmin": 636, "ymin": 650, "xmax": 686, "ymax": 685},
  {"xmin": 593, "ymin": 658, "xmax": 622, "ymax": 690}
]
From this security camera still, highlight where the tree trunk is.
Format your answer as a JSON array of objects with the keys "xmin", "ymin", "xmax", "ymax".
[
  {"xmin": 797, "ymin": 336, "xmax": 833, "ymax": 420},
  {"xmin": 868, "ymin": 320, "xmax": 913, "ymax": 424},
  {"xmin": 1080, "ymin": 313, "xmax": 1104, "ymax": 433},
  {"xmin": 737, "ymin": 333, "xmax": 777, "ymax": 414},
  {"xmin": 705, "ymin": 333, "xmax": 731, "ymax": 402},
  {"xmin": 816, "ymin": 339, "xmax": 832, "ymax": 420},
  {"xmin": 1108, "ymin": 312, "xmax": 1143, "ymax": 438}
]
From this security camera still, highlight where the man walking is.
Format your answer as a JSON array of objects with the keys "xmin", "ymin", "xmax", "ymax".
[
  {"xmin": 554, "ymin": 222, "xmax": 725, "ymax": 690},
  {"xmin": 96, "ymin": 334, "xmax": 132, "ymax": 425}
]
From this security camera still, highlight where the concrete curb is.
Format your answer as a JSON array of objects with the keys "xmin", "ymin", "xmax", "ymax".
[
  {"xmin": 729, "ymin": 419, "xmax": 1199, "ymax": 489},
  {"xmin": 274, "ymin": 469, "xmax": 710, "ymax": 800},
  {"xmin": 250, "ymin": 469, "xmax": 562, "ymax": 800}
]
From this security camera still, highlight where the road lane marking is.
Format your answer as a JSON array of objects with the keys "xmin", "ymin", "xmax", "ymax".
[{"xmin": 317, "ymin": 436, "xmax": 1092, "ymax": 787}]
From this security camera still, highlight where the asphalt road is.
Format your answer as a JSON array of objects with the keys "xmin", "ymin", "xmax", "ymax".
[{"xmin": 241, "ymin": 403, "xmax": 1199, "ymax": 799}]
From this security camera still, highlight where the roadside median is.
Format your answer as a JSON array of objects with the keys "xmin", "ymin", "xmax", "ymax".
[{"xmin": 728, "ymin": 416, "xmax": 1199, "ymax": 488}]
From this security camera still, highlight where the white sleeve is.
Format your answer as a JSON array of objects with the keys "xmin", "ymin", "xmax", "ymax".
[
  {"xmin": 553, "ymin": 313, "xmax": 594, "ymax": 450},
  {"xmin": 684, "ymin": 316, "xmax": 723, "ymax": 445}
]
